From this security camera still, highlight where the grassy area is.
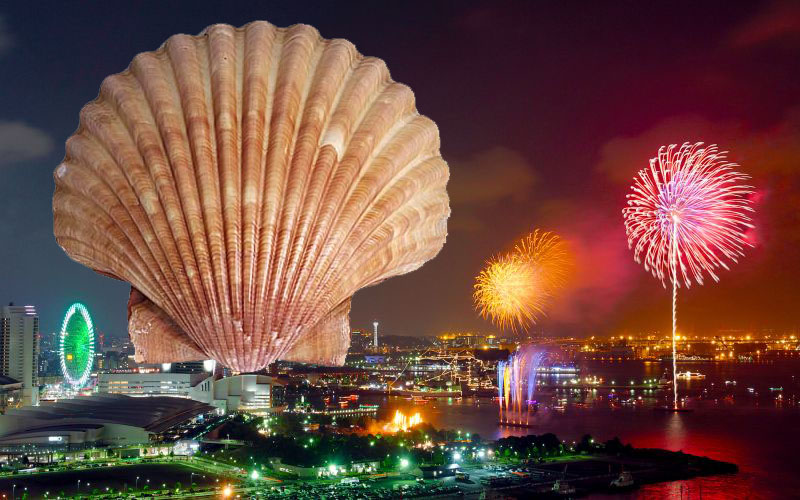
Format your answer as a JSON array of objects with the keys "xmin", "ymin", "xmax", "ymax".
[{"xmin": 0, "ymin": 463, "xmax": 223, "ymax": 498}]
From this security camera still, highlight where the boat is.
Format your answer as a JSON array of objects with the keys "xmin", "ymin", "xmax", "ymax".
[
  {"xmin": 676, "ymin": 371, "xmax": 706, "ymax": 380},
  {"xmin": 610, "ymin": 471, "xmax": 635, "ymax": 489},
  {"xmin": 538, "ymin": 363, "xmax": 580, "ymax": 375},
  {"xmin": 660, "ymin": 354, "xmax": 714, "ymax": 363}
]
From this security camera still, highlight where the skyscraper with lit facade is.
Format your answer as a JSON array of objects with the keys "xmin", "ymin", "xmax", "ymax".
[{"xmin": 0, "ymin": 305, "xmax": 40, "ymax": 406}]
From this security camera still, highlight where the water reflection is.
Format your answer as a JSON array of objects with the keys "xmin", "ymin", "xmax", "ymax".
[
  {"xmin": 664, "ymin": 412, "xmax": 687, "ymax": 451},
  {"xmin": 363, "ymin": 360, "xmax": 800, "ymax": 498}
]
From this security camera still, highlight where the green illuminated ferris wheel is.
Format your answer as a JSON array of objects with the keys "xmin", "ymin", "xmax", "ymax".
[{"xmin": 59, "ymin": 303, "xmax": 96, "ymax": 387}]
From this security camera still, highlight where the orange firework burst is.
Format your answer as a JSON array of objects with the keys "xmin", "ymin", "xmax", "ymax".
[
  {"xmin": 514, "ymin": 229, "xmax": 572, "ymax": 292},
  {"xmin": 474, "ymin": 256, "xmax": 542, "ymax": 331},
  {"xmin": 474, "ymin": 230, "xmax": 572, "ymax": 331}
]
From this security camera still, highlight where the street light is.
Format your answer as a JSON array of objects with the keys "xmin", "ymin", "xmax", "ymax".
[{"xmin": 136, "ymin": 476, "xmax": 140, "ymax": 490}]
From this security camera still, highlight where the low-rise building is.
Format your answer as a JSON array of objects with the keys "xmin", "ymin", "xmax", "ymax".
[
  {"xmin": 268, "ymin": 457, "xmax": 379, "ymax": 478},
  {"xmin": 0, "ymin": 394, "xmax": 216, "ymax": 459},
  {"xmin": 96, "ymin": 372, "xmax": 284, "ymax": 415}
]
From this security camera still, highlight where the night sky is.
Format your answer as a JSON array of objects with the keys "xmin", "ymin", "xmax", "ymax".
[{"xmin": 1, "ymin": 1, "xmax": 799, "ymax": 340}]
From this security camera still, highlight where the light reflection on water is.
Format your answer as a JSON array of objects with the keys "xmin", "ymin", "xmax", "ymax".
[{"xmin": 365, "ymin": 360, "xmax": 800, "ymax": 498}]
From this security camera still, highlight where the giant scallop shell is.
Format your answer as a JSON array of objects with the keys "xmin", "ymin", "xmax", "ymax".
[{"xmin": 53, "ymin": 21, "xmax": 449, "ymax": 372}]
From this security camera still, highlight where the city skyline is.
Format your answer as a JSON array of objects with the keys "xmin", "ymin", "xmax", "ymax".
[{"xmin": 2, "ymin": 1, "xmax": 800, "ymax": 340}]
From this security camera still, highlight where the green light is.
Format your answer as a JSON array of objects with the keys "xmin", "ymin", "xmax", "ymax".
[
  {"xmin": 59, "ymin": 303, "xmax": 96, "ymax": 387},
  {"xmin": 400, "ymin": 458, "xmax": 409, "ymax": 468},
  {"xmin": 250, "ymin": 470, "xmax": 259, "ymax": 480}
]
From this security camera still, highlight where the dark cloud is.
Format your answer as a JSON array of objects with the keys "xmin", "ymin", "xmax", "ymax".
[
  {"xmin": 728, "ymin": 0, "xmax": 800, "ymax": 48},
  {"xmin": 0, "ymin": 16, "xmax": 11, "ymax": 55},
  {"xmin": 447, "ymin": 147, "xmax": 537, "ymax": 233},
  {"xmin": 595, "ymin": 109, "xmax": 800, "ymax": 185},
  {"xmin": 0, "ymin": 121, "xmax": 53, "ymax": 167},
  {"xmin": 449, "ymin": 147, "xmax": 537, "ymax": 206}
]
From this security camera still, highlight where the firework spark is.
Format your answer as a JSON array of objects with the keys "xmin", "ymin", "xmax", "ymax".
[
  {"xmin": 474, "ymin": 256, "xmax": 542, "ymax": 331},
  {"xmin": 474, "ymin": 230, "xmax": 572, "ymax": 331},
  {"xmin": 515, "ymin": 229, "xmax": 573, "ymax": 292},
  {"xmin": 623, "ymin": 142, "xmax": 754, "ymax": 408},
  {"xmin": 623, "ymin": 143, "xmax": 754, "ymax": 288}
]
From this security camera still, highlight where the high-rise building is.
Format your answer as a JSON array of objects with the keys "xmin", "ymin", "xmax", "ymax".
[
  {"xmin": 373, "ymin": 321, "xmax": 379, "ymax": 348},
  {"xmin": 0, "ymin": 305, "xmax": 40, "ymax": 406}
]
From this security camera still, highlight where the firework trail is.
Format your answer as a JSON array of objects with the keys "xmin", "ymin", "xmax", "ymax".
[
  {"xmin": 623, "ymin": 143, "xmax": 754, "ymax": 408},
  {"xmin": 497, "ymin": 346, "xmax": 549, "ymax": 425},
  {"xmin": 474, "ymin": 230, "xmax": 572, "ymax": 331}
]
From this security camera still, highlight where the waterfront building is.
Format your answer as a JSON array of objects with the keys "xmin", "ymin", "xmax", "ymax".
[
  {"xmin": 287, "ymin": 403, "xmax": 379, "ymax": 419},
  {"xmin": 0, "ymin": 394, "xmax": 216, "ymax": 460},
  {"xmin": 0, "ymin": 305, "xmax": 40, "ymax": 406},
  {"xmin": 97, "ymin": 371, "xmax": 284, "ymax": 414},
  {"xmin": 211, "ymin": 374, "xmax": 285, "ymax": 414},
  {"xmin": 97, "ymin": 371, "xmax": 214, "ymax": 399}
]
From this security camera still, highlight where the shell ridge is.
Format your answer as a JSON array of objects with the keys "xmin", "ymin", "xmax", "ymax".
[
  {"xmin": 55, "ymin": 193, "xmax": 164, "ymax": 302},
  {"xmin": 157, "ymin": 42, "xmax": 222, "ymax": 336},
  {"xmin": 165, "ymin": 33, "xmax": 230, "ymax": 360},
  {"xmin": 276, "ymin": 61, "xmax": 393, "ymax": 353},
  {"xmin": 244, "ymin": 27, "xmax": 283, "ymax": 357},
  {"xmin": 254, "ymin": 35, "xmax": 325, "ymax": 366},
  {"xmin": 130, "ymin": 52, "xmax": 214, "ymax": 342},
  {"xmin": 251, "ymin": 29, "xmax": 293, "ymax": 369},
  {"xmin": 268, "ymin": 39, "xmax": 349, "ymax": 347},
  {"xmin": 195, "ymin": 31, "xmax": 236, "ymax": 365},
  {"xmin": 142, "ymin": 48, "xmax": 225, "ymax": 350},
  {"xmin": 255, "ymin": 27, "xmax": 330, "ymax": 367},
  {"xmin": 240, "ymin": 22, "xmax": 279, "ymax": 352},
  {"xmin": 271, "ymin": 49, "xmax": 357, "ymax": 334},
  {"xmin": 58, "ymin": 136, "xmax": 188, "ymax": 322},
  {"xmin": 252, "ymin": 26, "xmax": 321, "ymax": 366},
  {"xmin": 285, "ymin": 95, "xmax": 419, "ymax": 340},
  {"xmin": 204, "ymin": 25, "xmax": 242, "ymax": 365},
  {"xmin": 207, "ymin": 24, "xmax": 244, "ymax": 360},
  {"xmin": 302, "ymin": 148, "xmax": 443, "ymax": 326},
  {"xmin": 78, "ymin": 95, "xmax": 196, "ymax": 332}
]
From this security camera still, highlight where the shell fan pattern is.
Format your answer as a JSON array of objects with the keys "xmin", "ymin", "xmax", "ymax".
[{"xmin": 53, "ymin": 21, "xmax": 450, "ymax": 372}]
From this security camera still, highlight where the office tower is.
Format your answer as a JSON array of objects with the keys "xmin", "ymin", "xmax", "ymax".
[{"xmin": 0, "ymin": 304, "xmax": 40, "ymax": 406}]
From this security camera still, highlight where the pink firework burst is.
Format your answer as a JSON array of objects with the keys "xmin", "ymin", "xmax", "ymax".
[
  {"xmin": 623, "ymin": 142, "xmax": 755, "ymax": 289},
  {"xmin": 623, "ymin": 142, "xmax": 754, "ymax": 410}
]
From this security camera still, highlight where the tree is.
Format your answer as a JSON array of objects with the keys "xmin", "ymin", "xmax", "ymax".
[{"xmin": 576, "ymin": 434, "xmax": 594, "ymax": 454}]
